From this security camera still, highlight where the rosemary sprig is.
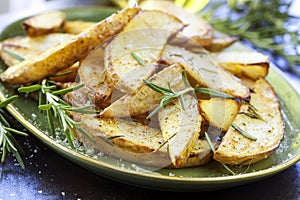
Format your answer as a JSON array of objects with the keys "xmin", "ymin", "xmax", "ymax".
[
  {"xmin": 201, "ymin": 0, "xmax": 300, "ymax": 75},
  {"xmin": 0, "ymin": 95, "xmax": 28, "ymax": 169},
  {"xmin": 204, "ymin": 132, "xmax": 235, "ymax": 175},
  {"xmin": 144, "ymin": 70, "xmax": 236, "ymax": 118},
  {"xmin": 18, "ymin": 79, "xmax": 98, "ymax": 149}
]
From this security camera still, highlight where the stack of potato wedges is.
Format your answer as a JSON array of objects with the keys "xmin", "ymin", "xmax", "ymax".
[{"xmin": 0, "ymin": 1, "xmax": 284, "ymax": 169}]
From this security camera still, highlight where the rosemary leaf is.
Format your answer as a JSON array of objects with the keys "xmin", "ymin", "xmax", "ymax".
[
  {"xmin": 18, "ymin": 84, "xmax": 41, "ymax": 93},
  {"xmin": 3, "ymin": 127, "xmax": 28, "ymax": 136},
  {"xmin": 231, "ymin": 122, "xmax": 257, "ymax": 141},
  {"xmin": 0, "ymin": 95, "xmax": 18, "ymax": 108},
  {"xmin": 51, "ymin": 83, "xmax": 85, "ymax": 95},
  {"xmin": 194, "ymin": 87, "xmax": 234, "ymax": 99},
  {"xmin": 131, "ymin": 52, "xmax": 146, "ymax": 66},
  {"xmin": 143, "ymin": 79, "xmax": 173, "ymax": 95},
  {"xmin": 3, "ymin": 49, "xmax": 25, "ymax": 61}
]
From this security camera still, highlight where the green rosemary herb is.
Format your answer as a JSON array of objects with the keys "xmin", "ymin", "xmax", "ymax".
[{"xmin": 0, "ymin": 95, "xmax": 27, "ymax": 169}]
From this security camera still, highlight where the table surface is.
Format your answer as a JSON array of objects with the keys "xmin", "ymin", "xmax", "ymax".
[{"xmin": 0, "ymin": 1, "xmax": 300, "ymax": 199}]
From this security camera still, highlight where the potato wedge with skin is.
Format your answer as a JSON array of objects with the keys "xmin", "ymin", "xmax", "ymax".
[
  {"xmin": 72, "ymin": 112, "xmax": 212, "ymax": 168},
  {"xmin": 158, "ymin": 94, "xmax": 202, "ymax": 168},
  {"xmin": 160, "ymin": 45, "xmax": 250, "ymax": 99},
  {"xmin": 0, "ymin": 44, "xmax": 40, "ymax": 66},
  {"xmin": 0, "ymin": 33, "xmax": 79, "ymax": 82},
  {"xmin": 64, "ymin": 20, "xmax": 96, "ymax": 34},
  {"xmin": 105, "ymin": 9, "xmax": 184, "ymax": 94},
  {"xmin": 22, "ymin": 11, "xmax": 66, "ymax": 37},
  {"xmin": 0, "ymin": 7, "xmax": 141, "ymax": 85},
  {"xmin": 213, "ymin": 51, "xmax": 270, "ymax": 80},
  {"xmin": 140, "ymin": 0, "xmax": 213, "ymax": 47},
  {"xmin": 0, "ymin": 33, "xmax": 75, "ymax": 52},
  {"xmin": 100, "ymin": 64, "xmax": 185, "ymax": 118},
  {"xmin": 213, "ymin": 78, "xmax": 285, "ymax": 165},
  {"xmin": 199, "ymin": 98, "xmax": 240, "ymax": 131},
  {"xmin": 0, "ymin": 33, "xmax": 75, "ymax": 66}
]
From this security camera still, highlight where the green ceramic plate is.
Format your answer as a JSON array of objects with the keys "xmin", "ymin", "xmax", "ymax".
[{"xmin": 0, "ymin": 6, "xmax": 299, "ymax": 192}]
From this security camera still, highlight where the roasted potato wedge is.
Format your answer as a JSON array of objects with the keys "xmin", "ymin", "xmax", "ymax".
[
  {"xmin": 140, "ymin": 0, "xmax": 213, "ymax": 47},
  {"xmin": 72, "ymin": 112, "xmax": 212, "ymax": 168},
  {"xmin": 105, "ymin": 9, "xmax": 184, "ymax": 94},
  {"xmin": 213, "ymin": 78, "xmax": 285, "ymax": 165},
  {"xmin": 63, "ymin": 20, "xmax": 96, "ymax": 34},
  {"xmin": 100, "ymin": 64, "xmax": 185, "ymax": 118},
  {"xmin": 0, "ymin": 7, "xmax": 141, "ymax": 85},
  {"xmin": 22, "ymin": 11, "xmax": 66, "ymax": 37},
  {"xmin": 199, "ymin": 98, "xmax": 240, "ymax": 131},
  {"xmin": 0, "ymin": 43, "xmax": 39, "ymax": 66},
  {"xmin": 158, "ymin": 94, "xmax": 202, "ymax": 168},
  {"xmin": 160, "ymin": 44, "xmax": 250, "ymax": 99},
  {"xmin": 214, "ymin": 51, "xmax": 270, "ymax": 80},
  {"xmin": 0, "ymin": 33, "xmax": 75, "ymax": 66}
]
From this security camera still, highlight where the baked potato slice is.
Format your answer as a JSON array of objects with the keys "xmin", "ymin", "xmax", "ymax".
[
  {"xmin": 140, "ymin": 0, "xmax": 213, "ymax": 47},
  {"xmin": 72, "ymin": 112, "xmax": 212, "ymax": 168},
  {"xmin": 105, "ymin": 9, "xmax": 184, "ymax": 94},
  {"xmin": 213, "ymin": 78, "xmax": 285, "ymax": 165},
  {"xmin": 158, "ymin": 94, "xmax": 202, "ymax": 168},
  {"xmin": 214, "ymin": 51, "xmax": 270, "ymax": 80},
  {"xmin": 199, "ymin": 98, "xmax": 240, "ymax": 131},
  {"xmin": 100, "ymin": 64, "xmax": 185, "ymax": 118},
  {"xmin": 22, "ymin": 11, "xmax": 66, "ymax": 37},
  {"xmin": 160, "ymin": 44, "xmax": 250, "ymax": 99},
  {"xmin": 0, "ymin": 7, "xmax": 141, "ymax": 85}
]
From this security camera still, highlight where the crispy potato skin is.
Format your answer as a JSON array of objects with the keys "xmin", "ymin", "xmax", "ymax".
[
  {"xmin": 0, "ymin": 7, "xmax": 141, "ymax": 85},
  {"xmin": 213, "ymin": 78, "xmax": 285, "ymax": 165}
]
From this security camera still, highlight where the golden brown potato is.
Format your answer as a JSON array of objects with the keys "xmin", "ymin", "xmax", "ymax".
[
  {"xmin": 199, "ymin": 98, "xmax": 240, "ymax": 131},
  {"xmin": 0, "ymin": 7, "xmax": 141, "ymax": 85},
  {"xmin": 204, "ymin": 36, "xmax": 238, "ymax": 52},
  {"xmin": 72, "ymin": 112, "xmax": 212, "ymax": 168},
  {"xmin": 140, "ymin": 0, "xmax": 213, "ymax": 47},
  {"xmin": 105, "ymin": 9, "xmax": 184, "ymax": 94},
  {"xmin": 213, "ymin": 78, "xmax": 285, "ymax": 165},
  {"xmin": 63, "ymin": 20, "xmax": 96, "ymax": 34},
  {"xmin": 213, "ymin": 51, "xmax": 270, "ymax": 80},
  {"xmin": 22, "ymin": 11, "xmax": 66, "ymax": 37},
  {"xmin": 160, "ymin": 44, "xmax": 250, "ymax": 99},
  {"xmin": 158, "ymin": 94, "xmax": 202, "ymax": 168}
]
